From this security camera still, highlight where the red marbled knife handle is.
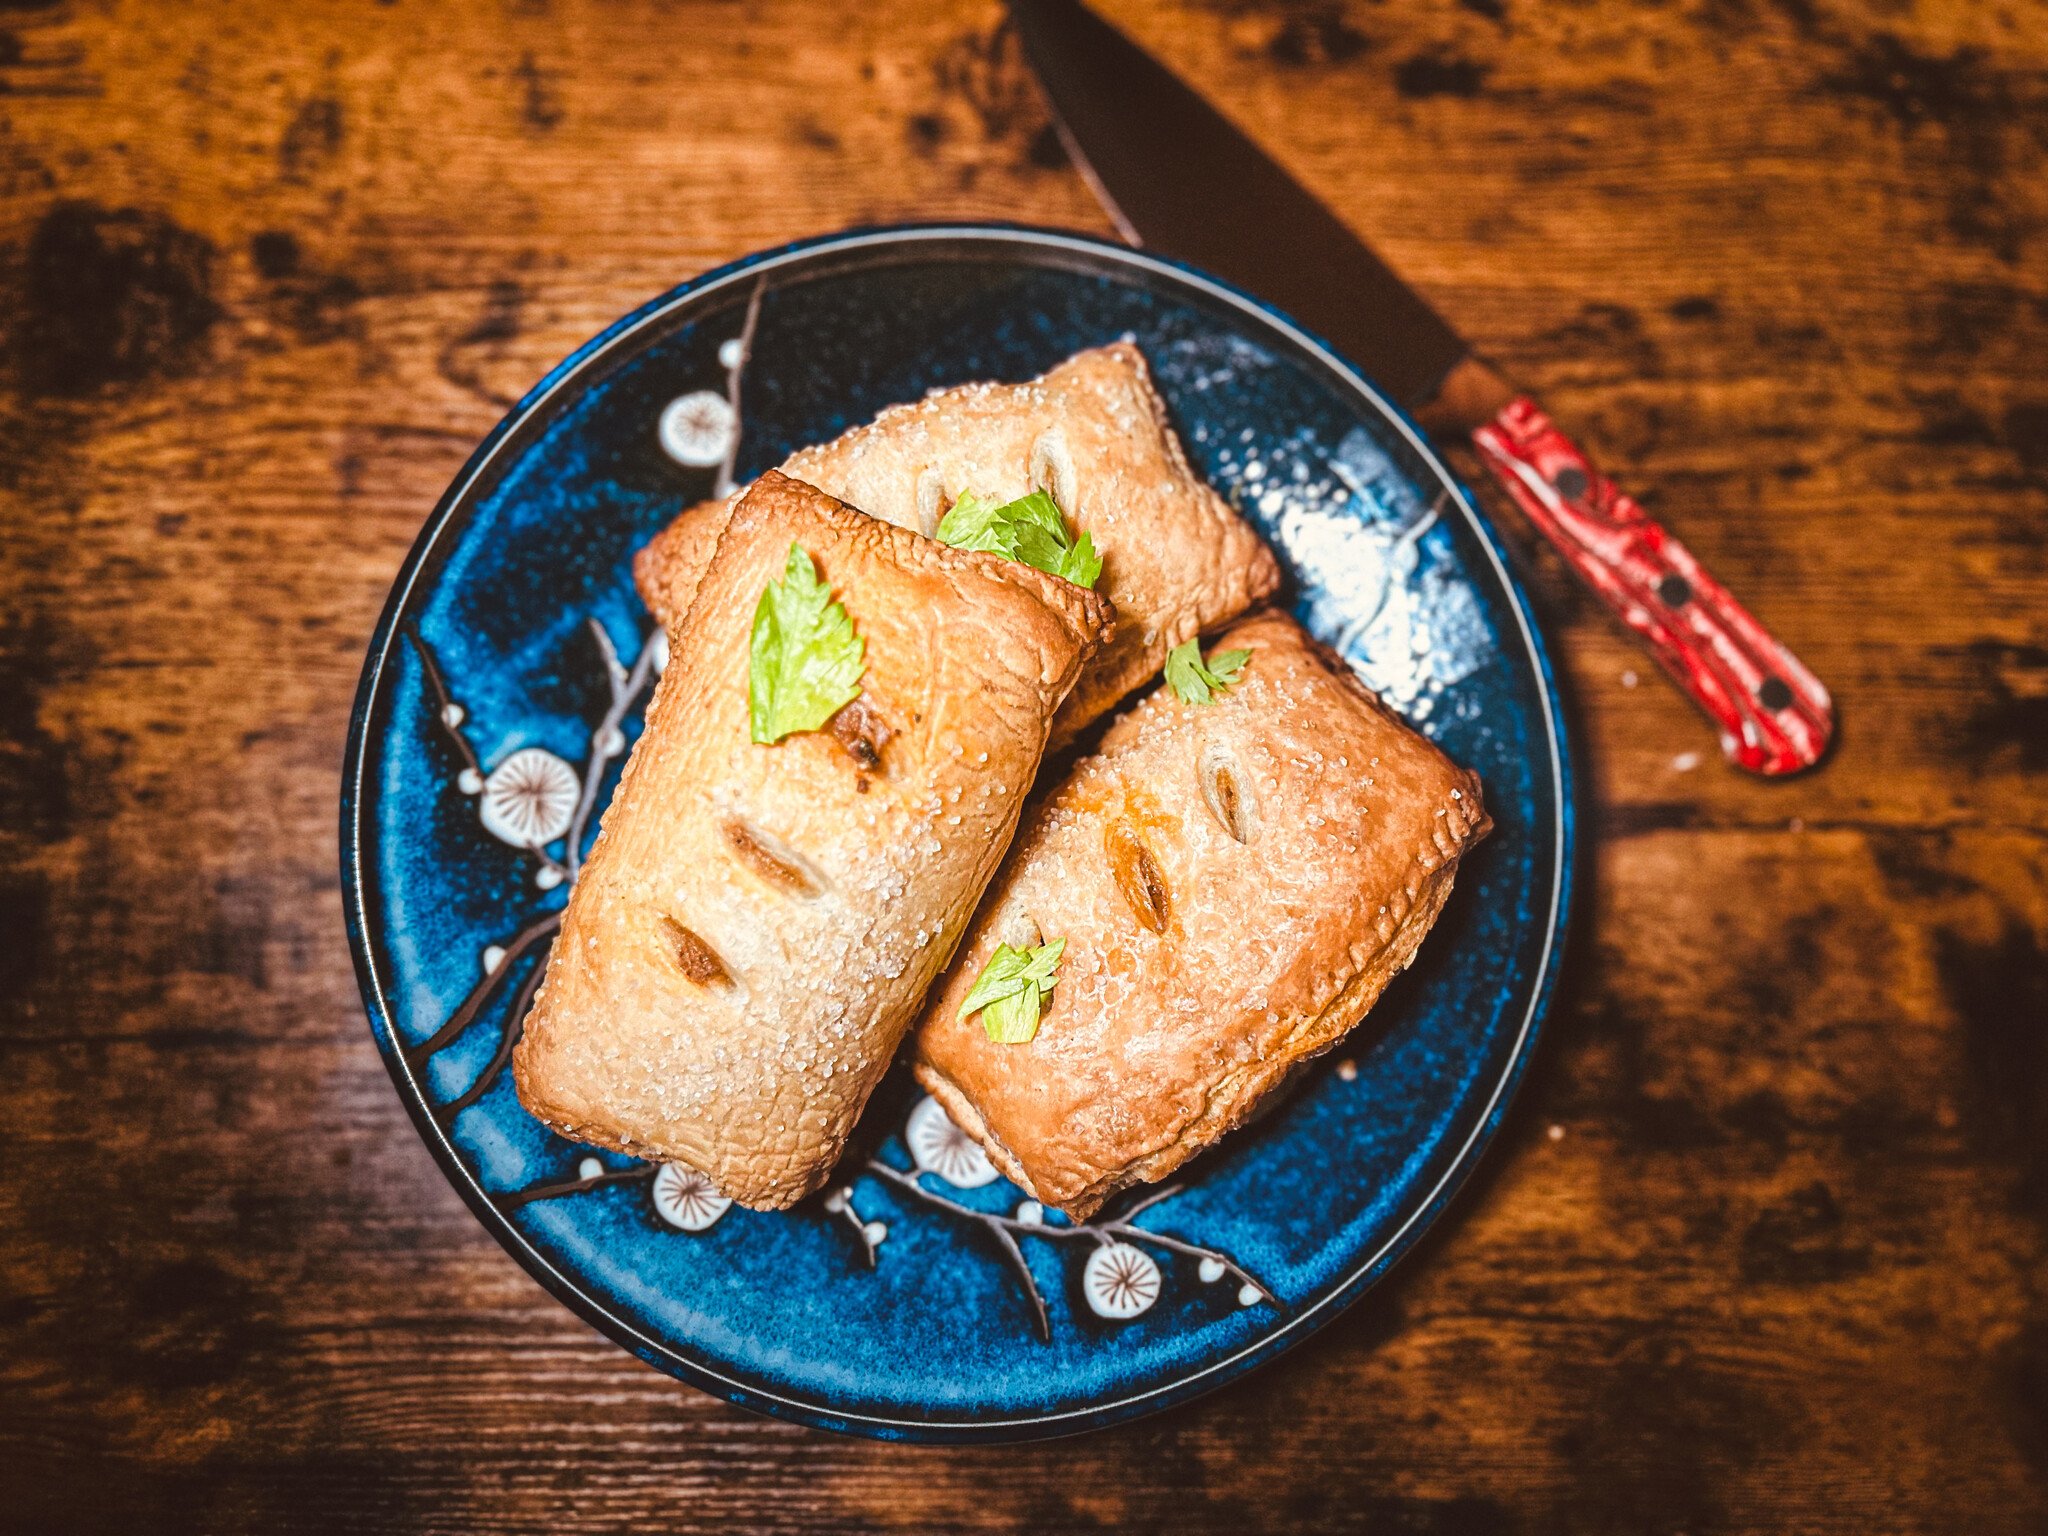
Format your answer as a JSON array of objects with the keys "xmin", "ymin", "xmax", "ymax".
[{"xmin": 1470, "ymin": 396, "xmax": 1833, "ymax": 775}]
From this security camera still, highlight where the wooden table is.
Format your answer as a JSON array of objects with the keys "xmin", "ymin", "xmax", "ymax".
[{"xmin": 3, "ymin": 1, "xmax": 2043, "ymax": 1529}]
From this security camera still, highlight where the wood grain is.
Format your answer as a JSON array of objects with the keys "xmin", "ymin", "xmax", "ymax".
[{"xmin": 1, "ymin": 0, "xmax": 2043, "ymax": 1530}]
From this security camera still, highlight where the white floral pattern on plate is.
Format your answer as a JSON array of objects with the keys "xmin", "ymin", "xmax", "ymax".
[
  {"xmin": 652, "ymin": 1163, "xmax": 733, "ymax": 1232},
  {"xmin": 905, "ymin": 1094, "xmax": 999, "ymax": 1188},
  {"xmin": 1083, "ymin": 1242, "xmax": 1162, "ymax": 1319},
  {"xmin": 478, "ymin": 747, "xmax": 579, "ymax": 848},
  {"xmin": 658, "ymin": 390, "xmax": 737, "ymax": 467}
]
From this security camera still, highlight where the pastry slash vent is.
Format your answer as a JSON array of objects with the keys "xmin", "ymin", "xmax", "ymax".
[
  {"xmin": 1105, "ymin": 821, "xmax": 1171, "ymax": 934},
  {"xmin": 664, "ymin": 917, "xmax": 740, "ymax": 996},
  {"xmin": 1198, "ymin": 742, "xmax": 1259, "ymax": 845},
  {"xmin": 723, "ymin": 818, "xmax": 826, "ymax": 898},
  {"xmin": 1029, "ymin": 427, "xmax": 1078, "ymax": 516},
  {"xmin": 914, "ymin": 467, "xmax": 946, "ymax": 537},
  {"xmin": 996, "ymin": 907, "xmax": 1043, "ymax": 950}
]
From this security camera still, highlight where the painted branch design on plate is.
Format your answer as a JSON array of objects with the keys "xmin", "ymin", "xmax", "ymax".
[
  {"xmin": 398, "ymin": 279, "xmax": 765, "ymax": 1114},
  {"xmin": 499, "ymin": 1092, "xmax": 1278, "ymax": 1341},
  {"xmin": 399, "ymin": 621, "xmax": 660, "ymax": 1120}
]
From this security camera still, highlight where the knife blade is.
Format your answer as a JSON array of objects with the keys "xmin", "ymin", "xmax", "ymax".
[{"xmin": 1009, "ymin": 0, "xmax": 1834, "ymax": 776}]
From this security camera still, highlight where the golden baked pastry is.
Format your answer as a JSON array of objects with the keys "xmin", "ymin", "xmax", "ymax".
[
  {"xmin": 515, "ymin": 471, "xmax": 1111, "ymax": 1210},
  {"xmin": 910, "ymin": 610, "xmax": 1491, "ymax": 1221},
  {"xmin": 632, "ymin": 343, "xmax": 1279, "ymax": 745}
]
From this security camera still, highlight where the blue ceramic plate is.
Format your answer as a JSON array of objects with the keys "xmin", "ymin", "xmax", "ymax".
[{"xmin": 342, "ymin": 225, "xmax": 1571, "ymax": 1441}]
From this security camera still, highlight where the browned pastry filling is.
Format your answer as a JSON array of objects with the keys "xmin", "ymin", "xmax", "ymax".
[
  {"xmin": 828, "ymin": 696, "xmax": 892, "ymax": 771},
  {"xmin": 664, "ymin": 917, "xmax": 738, "ymax": 994},
  {"xmin": 1198, "ymin": 741, "xmax": 1259, "ymax": 845},
  {"xmin": 721, "ymin": 817, "xmax": 826, "ymax": 899}
]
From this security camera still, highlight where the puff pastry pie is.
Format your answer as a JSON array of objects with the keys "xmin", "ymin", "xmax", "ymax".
[
  {"xmin": 515, "ymin": 471, "xmax": 1111, "ymax": 1209},
  {"xmin": 633, "ymin": 343, "xmax": 1279, "ymax": 746},
  {"xmin": 910, "ymin": 611, "xmax": 1491, "ymax": 1221}
]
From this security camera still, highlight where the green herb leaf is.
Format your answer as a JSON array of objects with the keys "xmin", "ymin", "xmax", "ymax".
[
  {"xmin": 957, "ymin": 937, "xmax": 1066, "ymax": 1044},
  {"xmin": 932, "ymin": 490, "xmax": 1001, "ymax": 551},
  {"xmin": 1053, "ymin": 528, "xmax": 1103, "ymax": 589},
  {"xmin": 936, "ymin": 488, "xmax": 1101, "ymax": 590},
  {"xmin": 1163, "ymin": 639, "xmax": 1252, "ymax": 706},
  {"xmin": 978, "ymin": 990, "xmax": 1043, "ymax": 1045},
  {"xmin": 1205, "ymin": 647, "xmax": 1250, "ymax": 685},
  {"xmin": 747, "ymin": 542, "xmax": 866, "ymax": 745}
]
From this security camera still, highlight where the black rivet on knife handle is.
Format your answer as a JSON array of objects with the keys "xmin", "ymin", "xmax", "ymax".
[
  {"xmin": 1551, "ymin": 465, "xmax": 1589, "ymax": 500},
  {"xmin": 1657, "ymin": 574, "xmax": 1692, "ymax": 608},
  {"xmin": 1757, "ymin": 676, "xmax": 1793, "ymax": 712}
]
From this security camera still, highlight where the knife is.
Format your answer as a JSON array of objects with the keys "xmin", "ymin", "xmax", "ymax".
[{"xmin": 1009, "ymin": 0, "xmax": 1832, "ymax": 776}]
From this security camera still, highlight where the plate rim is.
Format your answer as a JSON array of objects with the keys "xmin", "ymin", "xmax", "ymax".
[{"xmin": 339, "ymin": 221, "xmax": 1576, "ymax": 1441}]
